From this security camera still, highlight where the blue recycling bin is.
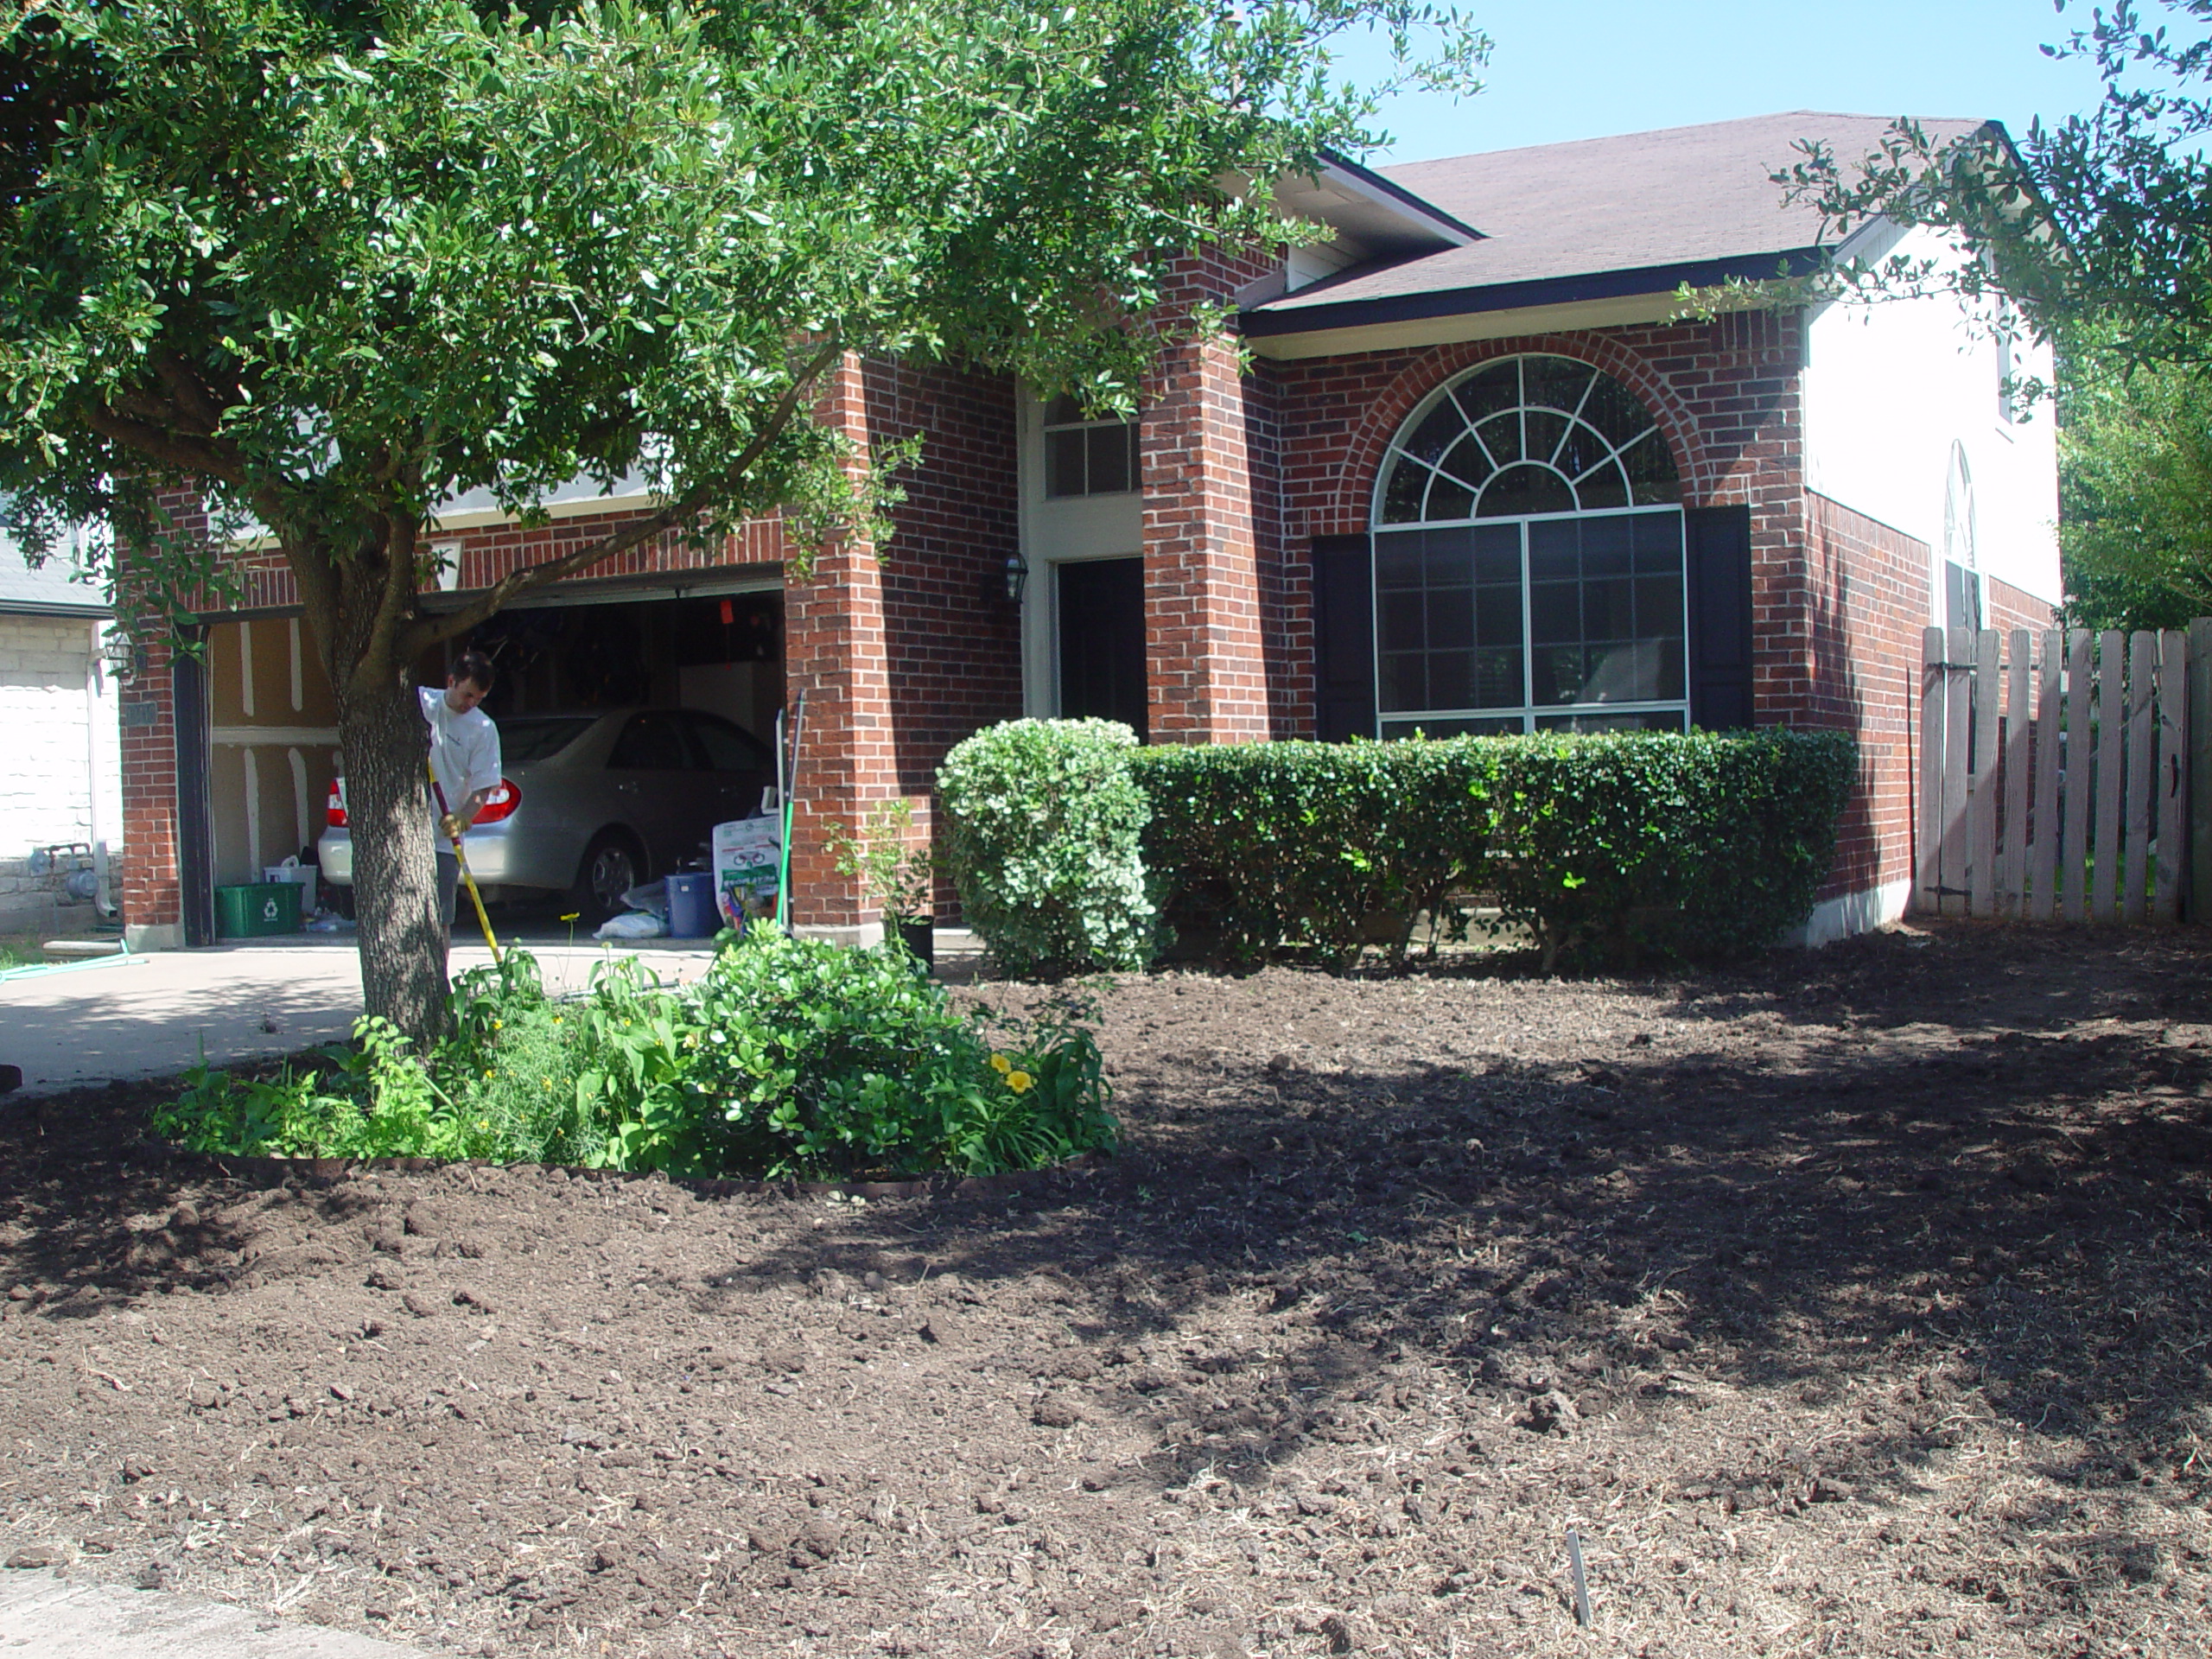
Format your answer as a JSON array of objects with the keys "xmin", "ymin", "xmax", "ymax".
[{"xmin": 664, "ymin": 871, "xmax": 715, "ymax": 938}]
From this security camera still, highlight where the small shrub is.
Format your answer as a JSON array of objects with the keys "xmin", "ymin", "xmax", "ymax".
[{"xmin": 937, "ymin": 718, "xmax": 1154, "ymax": 976}]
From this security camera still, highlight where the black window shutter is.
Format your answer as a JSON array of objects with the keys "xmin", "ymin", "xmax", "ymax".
[
  {"xmin": 1310, "ymin": 534, "xmax": 1376, "ymax": 741},
  {"xmin": 1684, "ymin": 505, "xmax": 1755, "ymax": 730}
]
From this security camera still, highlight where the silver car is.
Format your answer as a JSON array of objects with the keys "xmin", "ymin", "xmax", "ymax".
[{"xmin": 319, "ymin": 708, "xmax": 774, "ymax": 918}]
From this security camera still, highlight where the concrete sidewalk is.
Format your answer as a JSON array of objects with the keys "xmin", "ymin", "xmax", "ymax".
[
  {"xmin": 0, "ymin": 933, "xmax": 720, "ymax": 1096},
  {"xmin": 0, "ymin": 1567, "xmax": 425, "ymax": 1656}
]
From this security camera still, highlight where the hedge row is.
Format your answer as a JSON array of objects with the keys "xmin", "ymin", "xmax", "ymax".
[{"xmin": 940, "ymin": 724, "xmax": 1859, "ymax": 976}]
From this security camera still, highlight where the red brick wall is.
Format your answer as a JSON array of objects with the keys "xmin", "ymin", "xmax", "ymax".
[
  {"xmin": 1802, "ymin": 493, "xmax": 1934, "ymax": 902},
  {"xmin": 1140, "ymin": 250, "xmax": 1282, "ymax": 744},
  {"xmin": 118, "ymin": 634, "xmax": 181, "ymax": 931},
  {"xmin": 783, "ymin": 354, "xmax": 1027, "ymax": 931},
  {"xmin": 1986, "ymin": 573, "xmax": 2057, "ymax": 638}
]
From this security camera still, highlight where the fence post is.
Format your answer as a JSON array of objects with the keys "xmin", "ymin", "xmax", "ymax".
[
  {"xmin": 2192, "ymin": 619, "xmax": 2212, "ymax": 922},
  {"xmin": 2065, "ymin": 630, "xmax": 2094, "ymax": 923},
  {"xmin": 2031, "ymin": 630, "xmax": 2062, "ymax": 921},
  {"xmin": 1916, "ymin": 626, "xmax": 1947, "ymax": 914},
  {"xmin": 2156, "ymin": 630, "xmax": 2187, "ymax": 923},
  {"xmin": 2124, "ymin": 631, "xmax": 2157, "ymax": 924},
  {"xmin": 2002, "ymin": 630, "xmax": 2031, "ymax": 915}
]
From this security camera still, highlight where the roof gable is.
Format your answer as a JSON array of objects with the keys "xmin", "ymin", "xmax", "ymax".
[{"xmin": 1245, "ymin": 112, "xmax": 1996, "ymax": 339}]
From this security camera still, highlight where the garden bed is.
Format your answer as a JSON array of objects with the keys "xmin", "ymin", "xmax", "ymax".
[{"xmin": 1, "ymin": 920, "xmax": 2209, "ymax": 1657}]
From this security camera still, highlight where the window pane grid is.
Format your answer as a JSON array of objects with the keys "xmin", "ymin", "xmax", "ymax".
[
  {"xmin": 1043, "ymin": 413, "xmax": 1139, "ymax": 499},
  {"xmin": 1372, "ymin": 508, "xmax": 1688, "ymax": 734}
]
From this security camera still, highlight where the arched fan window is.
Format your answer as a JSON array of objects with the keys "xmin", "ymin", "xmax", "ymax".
[
  {"xmin": 1376, "ymin": 355, "xmax": 1681, "ymax": 524},
  {"xmin": 1366, "ymin": 354, "xmax": 1690, "ymax": 738}
]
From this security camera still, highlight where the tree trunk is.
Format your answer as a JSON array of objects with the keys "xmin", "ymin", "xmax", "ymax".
[
  {"xmin": 295, "ymin": 523, "xmax": 451, "ymax": 1051},
  {"xmin": 340, "ymin": 672, "xmax": 449, "ymax": 1046}
]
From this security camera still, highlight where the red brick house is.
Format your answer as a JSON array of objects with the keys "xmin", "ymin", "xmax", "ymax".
[{"xmin": 116, "ymin": 112, "xmax": 2058, "ymax": 951}]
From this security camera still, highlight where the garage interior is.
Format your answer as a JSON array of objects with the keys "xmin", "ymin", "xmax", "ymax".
[{"xmin": 199, "ymin": 582, "xmax": 784, "ymax": 904}]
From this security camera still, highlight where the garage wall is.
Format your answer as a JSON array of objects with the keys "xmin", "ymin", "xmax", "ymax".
[{"xmin": 207, "ymin": 616, "xmax": 340, "ymax": 888}]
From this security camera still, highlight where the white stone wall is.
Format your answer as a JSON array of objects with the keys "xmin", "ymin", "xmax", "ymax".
[{"xmin": 0, "ymin": 613, "xmax": 123, "ymax": 930}]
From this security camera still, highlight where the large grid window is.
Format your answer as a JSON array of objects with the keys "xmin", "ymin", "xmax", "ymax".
[
  {"xmin": 1371, "ymin": 355, "xmax": 1689, "ymax": 738},
  {"xmin": 1042, "ymin": 395, "xmax": 1139, "ymax": 499}
]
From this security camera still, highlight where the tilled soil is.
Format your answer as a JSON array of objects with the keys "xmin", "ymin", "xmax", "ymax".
[{"xmin": 1, "ymin": 920, "xmax": 2209, "ymax": 1658}]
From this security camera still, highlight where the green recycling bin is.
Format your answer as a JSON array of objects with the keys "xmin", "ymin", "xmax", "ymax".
[{"xmin": 214, "ymin": 880, "xmax": 302, "ymax": 938}]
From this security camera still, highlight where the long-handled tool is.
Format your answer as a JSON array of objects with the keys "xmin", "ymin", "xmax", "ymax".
[
  {"xmin": 427, "ymin": 760, "xmax": 503, "ymax": 964},
  {"xmin": 775, "ymin": 690, "xmax": 807, "ymax": 936}
]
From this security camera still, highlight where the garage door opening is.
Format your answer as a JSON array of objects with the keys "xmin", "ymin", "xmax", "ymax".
[{"xmin": 199, "ymin": 584, "xmax": 784, "ymax": 926}]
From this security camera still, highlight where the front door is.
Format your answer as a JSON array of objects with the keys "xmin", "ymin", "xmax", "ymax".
[{"xmin": 1057, "ymin": 556, "xmax": 1147, "ymax": 741}]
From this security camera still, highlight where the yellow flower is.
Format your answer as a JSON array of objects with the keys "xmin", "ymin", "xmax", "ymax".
[
  {"xmin": 989, "ymin": 1053, "xmax": 1012, "ymax": 1075},
  {"xmin": 560, "ymin": 912, "xmax": 580, "ymax": 924},
  {"xmin": 1007, "ymin": 1070, "xmax": 1033, "ymax": 1094},
  {"xmin": 492, "ymin": 1020, "xmax": 503, "ymax": 1030}
]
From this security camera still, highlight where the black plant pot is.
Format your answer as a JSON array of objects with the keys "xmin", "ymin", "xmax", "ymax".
[{"xmin": 895, "ymin": 918, "xmax": 935, "ymax": 971}]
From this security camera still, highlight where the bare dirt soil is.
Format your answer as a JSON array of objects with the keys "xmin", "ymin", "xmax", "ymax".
[{"xmin": 1, "ymin": 920, "xmax": 2209, "ymax": 1658}]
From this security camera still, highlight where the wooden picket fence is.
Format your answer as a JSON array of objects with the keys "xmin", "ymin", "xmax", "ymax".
[{"xmin": 1916, "ymin": 623, "xmax": 2212, "ymax": 923}]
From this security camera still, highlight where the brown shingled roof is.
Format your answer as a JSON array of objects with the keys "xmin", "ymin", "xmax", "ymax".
[{"xmin": 1249, "ymin": 112, "xmax": 1994, "ymax": 321}]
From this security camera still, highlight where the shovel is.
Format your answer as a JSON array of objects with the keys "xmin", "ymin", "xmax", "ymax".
[{"xmin": 427, "ymin": 760, "xmax": 503, "ymax": 964}]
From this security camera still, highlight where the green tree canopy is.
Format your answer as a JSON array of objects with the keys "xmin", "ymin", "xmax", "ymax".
[
  {"xmin": 0, "ymin": 0, "xmax": 1482, "ymax": 1037},
  {"xmin": 2056, "ymin": 332, "xmax": 2212, "ymax": 628}
]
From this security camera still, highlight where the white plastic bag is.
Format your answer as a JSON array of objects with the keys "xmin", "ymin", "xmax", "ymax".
[{"xmin": 594, "ymin": 910, "xmax": 666, "ymax": 941}]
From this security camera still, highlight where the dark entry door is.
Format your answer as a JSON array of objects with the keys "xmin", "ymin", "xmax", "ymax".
[{"xmin": 1057, "ymin": 556, "xmax": 1147, "ymax": 741}]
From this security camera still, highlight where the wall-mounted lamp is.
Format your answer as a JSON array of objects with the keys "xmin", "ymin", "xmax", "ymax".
[{"xmin": 1004, "ymin": 554, "xmax": 1029, "ymax": 605}]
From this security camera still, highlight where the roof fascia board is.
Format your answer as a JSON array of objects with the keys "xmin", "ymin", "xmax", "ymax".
[
  {"xmin": 1244, "ymin": 291, "xmax": 1726, "ymax": 361},
  {"xmin": 1241, "ymin": 247, "xmax": 1826, "ymax": 340},
  {"xmin": 0, "ymin": 599, "xmax": 110, "ymax": 619},
  {"xmin": 1312, "ymin": 149, "xmax": 1482, "ymax": 246}
]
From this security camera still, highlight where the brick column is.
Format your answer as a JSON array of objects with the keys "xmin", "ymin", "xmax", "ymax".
[
  {"xmin": 118, "ymin": 635, "xmax": 184, "ymax": 949},
  {"xmin": 779, "ymin": 353, "xmax": 898, "ymax": 944},
  {"xmin": 1141, "ymin": 264, "xmax": 1274, "ymax": 745}
]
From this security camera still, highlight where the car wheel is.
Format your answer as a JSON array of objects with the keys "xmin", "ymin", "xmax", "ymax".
[{"xmin": 571, "ymin": 831, "xmax": 645, "ymax": 924}]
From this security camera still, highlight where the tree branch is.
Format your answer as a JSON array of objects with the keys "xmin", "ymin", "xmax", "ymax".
[
  {"xmin": 149, "ymin": 349, "xmax": 230, "ymax": 435},
  {"xmin": 79, "ymin": 399, "xmax": 247, "ymax": 484}
]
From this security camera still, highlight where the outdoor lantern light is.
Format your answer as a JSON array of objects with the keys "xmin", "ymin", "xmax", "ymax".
[{"xmin": 1004, "ymin": 554, "xmax": 1028, "ymax": 605}]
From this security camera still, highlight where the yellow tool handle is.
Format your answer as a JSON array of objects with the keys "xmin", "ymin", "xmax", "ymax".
[{"xmin": 427, "ymin": 760, "xmax": 502, "ymax": 964}]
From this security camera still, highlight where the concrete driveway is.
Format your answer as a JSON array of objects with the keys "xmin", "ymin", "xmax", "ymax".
[{"xmin": 0, "ymin": 932, "xmax": 722, "ymax": 1096}]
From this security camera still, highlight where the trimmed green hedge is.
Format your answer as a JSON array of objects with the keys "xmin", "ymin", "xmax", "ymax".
[
  {"xmin": 1480, "ymin": 729, "xmax": 1859, "ymax": 970},
  {"xmin": 943, "ymin": 722, "xmax": 1856, "ymax": 975},
  {"xmin": 1130, "ymin": 740, "xmax": 1502, "ymax": 970},
  {"xmin": 1124, "ymin": 728, "xmax": 1856, "ymax": 972}
]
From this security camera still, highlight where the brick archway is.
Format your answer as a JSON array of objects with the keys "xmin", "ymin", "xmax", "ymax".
[{"xmin": 1307, "ymin": 334, "xmax": 1718, "ymax": 537}]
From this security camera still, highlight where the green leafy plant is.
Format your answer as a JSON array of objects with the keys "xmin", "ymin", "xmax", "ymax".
[
  {"xmin": 826, "ymin": 799, "xmax": 936, "ymax": 924},
  {"xmin": 937, "ymin": 719, "xmax": 1154, "ymax": 977}
]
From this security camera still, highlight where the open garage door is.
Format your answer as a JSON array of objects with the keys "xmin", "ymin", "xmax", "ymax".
[{"xmin": 197, "ymin": 578, "xmax": 784, "ymax": 926}]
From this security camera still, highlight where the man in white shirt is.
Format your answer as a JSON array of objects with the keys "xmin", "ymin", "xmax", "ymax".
[{"xmin": 421, "ymin": 649, "xmax": 502, "ymax": 949}]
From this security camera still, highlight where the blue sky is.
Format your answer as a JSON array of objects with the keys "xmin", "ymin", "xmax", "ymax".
[{"xmin": 1339, "ymin": 0, "xmax": 2113, "ymax": 164}]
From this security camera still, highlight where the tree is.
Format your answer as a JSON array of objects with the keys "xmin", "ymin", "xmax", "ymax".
[
  {"xmin": 0, "ymin": 0, "xmax": 1482, "ymax": 1040},
  {"xmin": 2047, "ymin": 330, "xmax": 2212, "ymax": 627}
]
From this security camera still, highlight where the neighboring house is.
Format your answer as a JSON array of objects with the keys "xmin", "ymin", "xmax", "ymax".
[
  {"xmin": 113, "ymin": 112, "xmax": 2056, "ymax": 950},
  {"xmin": 0, "ymin": 545, "xmax": 122, "ymax": 934}
]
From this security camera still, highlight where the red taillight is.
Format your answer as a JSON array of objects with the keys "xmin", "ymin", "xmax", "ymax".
[
  {"xmin": 473, "ymin": 779, "xmax": 521, "ymax": 824},
  {"xmin": 326, "ymin": 780, "xmax": 347, "ymax": 829}
]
